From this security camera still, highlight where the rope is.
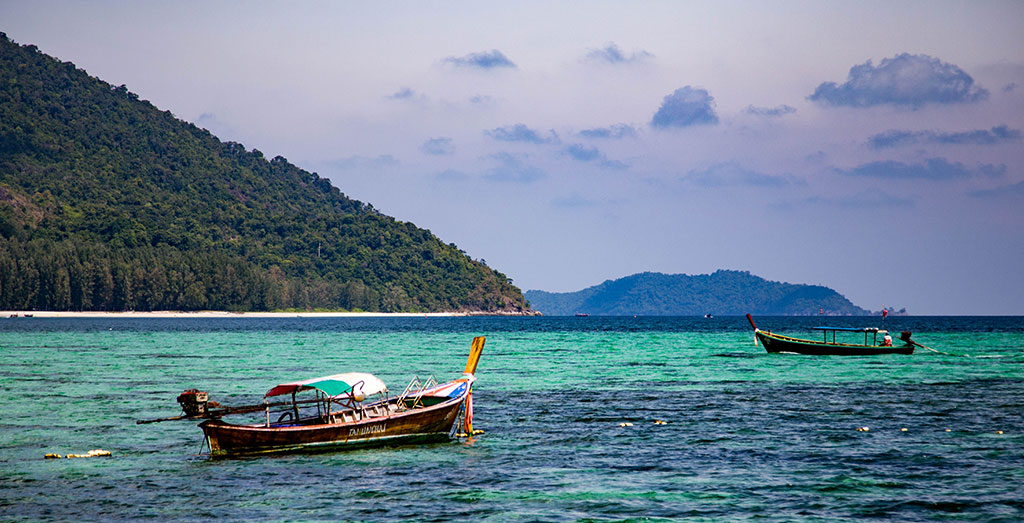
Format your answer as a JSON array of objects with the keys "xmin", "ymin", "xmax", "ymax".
[{"xmin": 914, "ymin": 341, "xmax": 969, "ymax": 358}]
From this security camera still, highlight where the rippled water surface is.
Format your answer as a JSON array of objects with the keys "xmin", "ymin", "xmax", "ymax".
[{"xmin": 2, "ymin": 316, "xmax": 1022, "ymax": 521}]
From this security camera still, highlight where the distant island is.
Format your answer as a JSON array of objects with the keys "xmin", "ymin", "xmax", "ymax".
[
  {"xmin": 0, "ymin": 34, "xmax": 528, "ymax": 314},
  {"xmin": 525, "ymin": 270, "xmax": 876, "ymax": 316}
]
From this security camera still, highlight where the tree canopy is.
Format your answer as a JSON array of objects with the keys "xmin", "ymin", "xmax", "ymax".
[{"xmin": 0, "ymin": 34, "xmax": 528, "ymax": 312}]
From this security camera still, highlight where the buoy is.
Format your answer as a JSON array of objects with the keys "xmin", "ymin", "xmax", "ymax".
[
  {"xmin": 945, "ymin": 429, "xmax": 952, "ymax": 432},
  {"xmin": 900, "ymin": 428, "xmax": 908, "ymax": 432},
  {"xmin": 996, "ymin": 430, "xmax": 1004, "ymax": 435},
  {"xmin": 856, "ymin": 427, "xmax": 869, "ymax": 432},
  {"xmin": 472, "ymin": 429, "xmax": 485, "ymax": 435},
  {"xmin": 653, "ymin": 420, "xmax": 667, "ymax": 425},
  {"xmin": 619, "ymin": 422, "xmax": 633, "ymax": 427}
]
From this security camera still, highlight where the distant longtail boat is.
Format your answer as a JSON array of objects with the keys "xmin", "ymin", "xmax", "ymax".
[{"xmin": 746, "ymin": 314, "xmax": 916, "ymax": 355}]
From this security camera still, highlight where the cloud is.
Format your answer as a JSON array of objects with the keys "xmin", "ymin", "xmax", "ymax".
[
  {"xmin": 565, "ymin": 144, "xmax": 601, "ymax": 162},
  {"xmin": 485, "ymin": 124, "xmax": 559, "ymax": 144},
  {"xmin": 837, "ymin": 158, "xmax": 1006, "ymax": 180},
  {"xmin": 563, "ymin": 144, "xmax": 629, "ymax": 169},
  {"xmin": 682, "ymin": 163, "xmax": 803, "ymax": 188},
  {"xmin": 387, "ymin": 87, "xmax": 417, "ymax": 100},
  {"xmin": 443, "ymin": 49, "xmax": 516, "ymax": 69},
  {"xmin": 805, "ymin": 150, "xmax": 828, "ymax": 164},
  {"xmin": 969, "ymin": 180, "xmax": 1024, "ymax": 199},
  {"xmin": 584, "ymin": 43, "xmax": 653, "ymax": 65},
  {"xmin": 773, "ymin": 190, "xmax": 915, "ymax": 210},
  {"xmin": 1004, "ymin": 83, "xmax": 1018, "ymax": 93},
  {"xmin": 434, "ymin": 168, "xmax": 469, "ymax": 182},
  {"xmin": 484, "ymin": 153, "xmax": 546, "ymax": 183},
  {"xmin": 744, "ymin": 104, "xmax": 796, "ymax": 117},
  {"xmin": 651, "ymin": 86, "xmax": 718, "ymax": 128},
  {"xmin": 421, "ymin": 137, "xmax": 455, "ymax": 155},
  {"xmin": 809, "ymin": 53, "xmax": 989, "ymax": 108},
  {"xmin": 578, "ymin": 124, "xmax": 638, "ymax": 139},
  {"xmin": 469, "ymin": 95, "xmax": 495, "ymax": 106},
  {"xmin": 867, "ymin": 125, "xmax": 1022, "ymax": 149}
]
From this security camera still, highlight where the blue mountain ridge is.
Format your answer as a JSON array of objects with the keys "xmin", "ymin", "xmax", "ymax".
[{"xmin": 524, "ymin": 270, "xmax": 871, "ymax": 316}]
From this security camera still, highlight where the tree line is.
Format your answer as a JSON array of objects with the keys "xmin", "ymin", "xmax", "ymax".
[{"xmin": 0, "ymin": 34, "xmax": 528, "ymax": 312}]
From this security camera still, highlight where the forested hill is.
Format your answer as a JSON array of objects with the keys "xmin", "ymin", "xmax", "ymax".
[
  {"xmin": 0, "ymin": 34, "xmax": 528, "ymax": 313},
  {"xmin": 525, "ymin": 270, "xmax": 871, "ymax": 316}
]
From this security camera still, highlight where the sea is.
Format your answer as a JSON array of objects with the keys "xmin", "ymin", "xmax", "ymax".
[{"xmin": 1, "ymin": 316, "xmax": 1022, "ymax": 522}]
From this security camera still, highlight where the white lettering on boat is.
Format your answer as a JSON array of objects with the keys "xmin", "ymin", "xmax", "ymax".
[{"xmin": 349, "ymin": 423, "xmax": 386, "ymax": 437}]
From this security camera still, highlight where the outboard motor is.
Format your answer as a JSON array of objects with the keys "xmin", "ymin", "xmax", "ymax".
[
  {"xmin": 900, "ymin": 331, "xmax": 913, "ymax": 342},
  {"xmin": 177, "ymin": 389, "xmax": 209, "ymax": 416}
]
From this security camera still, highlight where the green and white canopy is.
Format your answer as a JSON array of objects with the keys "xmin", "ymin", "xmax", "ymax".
[{"xmin": 264, "ymin": 372, "xmax": 388, "ymax": 399}]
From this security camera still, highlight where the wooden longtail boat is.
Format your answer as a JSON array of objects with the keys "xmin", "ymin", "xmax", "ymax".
[
  {"xmin": 746, "ymin": 314, "xmax": 915, "ymax": 355},
  {"xmin": 141, "ymin": 337, "xmax": 485, "ymax": 456}
]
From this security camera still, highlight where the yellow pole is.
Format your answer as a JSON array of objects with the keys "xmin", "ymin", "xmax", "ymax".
[
  {"xmin": 461, "ymin": 336, "xmax": 484, "ymax": 435},
  {"xmin": 464, "ymin": 336, "xmax": 485, "ymax": 375}
]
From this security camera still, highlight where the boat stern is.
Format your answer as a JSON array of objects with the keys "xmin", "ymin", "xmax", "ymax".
[{"xmin": 198, "ymin": 419, "xmax": 224, "ymax": 455}]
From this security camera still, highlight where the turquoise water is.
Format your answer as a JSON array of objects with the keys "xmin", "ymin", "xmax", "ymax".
[{"xmin": 1, "ymin": 316, "xmax": 1022, "ymax": 521}]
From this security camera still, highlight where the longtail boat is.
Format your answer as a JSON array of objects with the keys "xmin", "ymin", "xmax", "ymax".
[
  {"xmin": 746, "ymin": 314, "xmax": 916, "ymax": 355},
  {"xmin": 139, "ymin": 337, "xmax": 485, "ymax": 456}
]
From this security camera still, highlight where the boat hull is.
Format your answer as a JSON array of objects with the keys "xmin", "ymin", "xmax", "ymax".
[
  {"xmin": 200, "ymin": 393, "xmax": 466, "ymax": 456},
  {"xmin": 756, "ymin": 330, "xmax": 914, "ymax": 355}
]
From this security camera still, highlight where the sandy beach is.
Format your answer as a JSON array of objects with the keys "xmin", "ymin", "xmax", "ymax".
[{"xmin": 1, "ymin": 310, "xmax": 470, "ymax": 319}]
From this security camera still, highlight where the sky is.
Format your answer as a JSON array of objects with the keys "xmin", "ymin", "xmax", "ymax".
[{"xmin": 3, "ymin": 1, "xmax": 1023, "ymax": 314}]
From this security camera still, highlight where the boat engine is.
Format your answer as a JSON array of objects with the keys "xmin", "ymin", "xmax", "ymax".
[
  {"xmin": 900, "ymin": 331, "xmax": 913, "ymax": 342},
  {"xmin": 177, "ymin": 389, "xmax": 209, "ymax": 416}
]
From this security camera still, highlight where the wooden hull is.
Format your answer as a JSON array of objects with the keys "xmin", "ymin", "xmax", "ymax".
[
  {"xmin": 756, "ymin": 330, "xmax": 914, "ymax": 356},
  {"xmin": 200, "ymin": 392, "xmax": 466, "ymax": 456}
]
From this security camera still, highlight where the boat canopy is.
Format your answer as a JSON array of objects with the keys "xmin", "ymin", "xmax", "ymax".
[
  {"xmin": 813, "ymin": 327, "xmax": 887, "ymax": 333},
  {"xmin": 264, "ymin": 372, "xmax": 388, "ymax": 399}
]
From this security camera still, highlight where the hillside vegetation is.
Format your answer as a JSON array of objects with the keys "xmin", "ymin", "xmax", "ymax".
[
  {"xmin": 525, "ymin": 271, "xmax": 870, "ymax": 316},
  {"xmin": 0, "ymin": 34, "xmax": 527, "ymax": 312}
]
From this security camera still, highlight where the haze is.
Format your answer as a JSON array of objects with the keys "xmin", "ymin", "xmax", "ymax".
[{"xmin": 3, "ymin": 1, "xmax": 1023, "ymax": 314}]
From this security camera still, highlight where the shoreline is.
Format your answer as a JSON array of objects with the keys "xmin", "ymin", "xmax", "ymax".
[{"xmin": 2, "ymin": 310, "xmax": 476, "ymax": 319}]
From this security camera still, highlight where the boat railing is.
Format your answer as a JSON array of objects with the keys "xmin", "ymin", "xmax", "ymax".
[{"xmin": 396, "ymin": 375, "xmax": 439, "ymax": 411}]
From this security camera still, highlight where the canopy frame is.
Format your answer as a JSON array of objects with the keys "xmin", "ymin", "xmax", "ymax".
[{"xmin": 813, "ymin": 327, "xmax": 888, "ymax": 346}]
